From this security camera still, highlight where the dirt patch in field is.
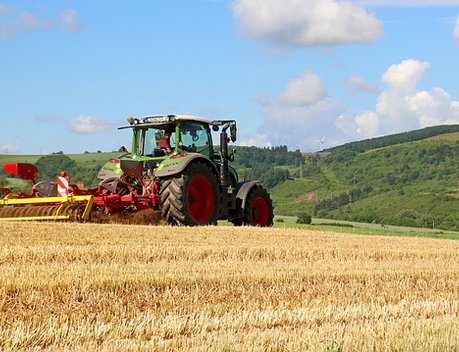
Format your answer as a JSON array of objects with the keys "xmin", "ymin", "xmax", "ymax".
[
  {"xmin": 299, "ymin": 192, "xmax": 317, "ymax": 201},
  {"xmin": 90, "ymin": 209, "xmax": 164, "ymax": 225}
]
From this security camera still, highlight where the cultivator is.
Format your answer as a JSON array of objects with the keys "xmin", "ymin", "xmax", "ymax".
[
  {"xmin": 0, "ymin": 163, "xmax": 93, "ymax": 222},
  {"xmin": 0, "ymin": 195, "xmax": 93, "ymax": 221}
]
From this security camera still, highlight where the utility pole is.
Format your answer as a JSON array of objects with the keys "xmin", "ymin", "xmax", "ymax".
[{"xmin": 300, "ymin": 159, "xmax": 303, "ymax": 179}]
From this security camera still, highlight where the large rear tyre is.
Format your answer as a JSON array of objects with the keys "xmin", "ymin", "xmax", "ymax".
[
  {"xmin": 235, "ymin": 186, "xmax": 274, "ymax": 227},
  {"xmin": 159, "ymin": 162, "xmax": 220, "ymax": 226}
]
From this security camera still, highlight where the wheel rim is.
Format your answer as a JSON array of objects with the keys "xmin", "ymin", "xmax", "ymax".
[
  {"xmin": 186, "ymin": 175, "xmax": 214, "ymax": 224},
  {"xmin": 251, "ymin": 196, "xmax": 270, "ymax": 226}
]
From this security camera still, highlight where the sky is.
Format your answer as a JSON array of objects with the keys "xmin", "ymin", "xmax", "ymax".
[{"xmin": 1, "ymin": 0, "xmax": 459, "ymax": 154}]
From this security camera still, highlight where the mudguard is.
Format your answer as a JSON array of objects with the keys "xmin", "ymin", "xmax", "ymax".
[
  {"xmin": 235, "ymin": 180, "xmax": 261, "ymax": 209},
  {"xmin": 154, "ymin": 153, "xmax": 218, "ymax": 178},
  {"xmin": 98, "ymin": 158, "xmax": 123, "ymax": 180}
]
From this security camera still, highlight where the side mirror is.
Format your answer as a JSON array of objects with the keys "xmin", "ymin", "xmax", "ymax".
[{"xmin": 230, "ymin": 124, "xmax": 237, "ymax": 142}]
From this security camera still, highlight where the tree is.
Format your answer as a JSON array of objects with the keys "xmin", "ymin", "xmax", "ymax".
[
  {"xmin": 296, "ymin": 212, "xmax": 312, "ymax": 224},
  {"xmin": 35, "ymin": 155, "xmax": 77, "ymax": 181}
]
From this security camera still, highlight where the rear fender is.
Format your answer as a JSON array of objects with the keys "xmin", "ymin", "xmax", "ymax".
[
  {"xmin": 235, "ymin": 180, "xmax": 261, "ymax": 209},
  {"xmin": 97, "ymin": 158, "xmax": 123, "ymax": 180},
  {"xmin": 154, "ymin": 153, "xmax": 218, "ymax": 178}
]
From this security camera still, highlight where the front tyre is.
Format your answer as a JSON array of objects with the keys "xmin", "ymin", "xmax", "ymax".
[{"xmin": 159, "ymin": 162, "xmax": 219, "ymax": 226}]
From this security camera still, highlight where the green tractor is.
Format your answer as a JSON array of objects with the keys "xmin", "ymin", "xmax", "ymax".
[{"xmin": 98, "ymin": 114, "xmax": 274, "ymax": 226}]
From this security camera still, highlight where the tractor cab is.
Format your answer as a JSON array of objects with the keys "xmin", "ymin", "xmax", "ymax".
[{"xmin": 124, "ymin": 115, "xmax": 214, "ymax": 160}]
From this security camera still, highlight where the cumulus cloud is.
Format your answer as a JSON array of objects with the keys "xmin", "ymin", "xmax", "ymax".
[
  {"xmin": 454, "ymin": 14, "xmax": 459, "ymax": 42},
  {"xmin": 382, "ymin": 59, "xmax": 430, "ymax": 91},
  {"xmin": 68, "ymin": 115, "xmax": 111, "ymax": 134},
  {"xmin": 239, "ymin": 134, "xmax": 272, "ymax": 147},
  {"xmin": 248, "ymin": 71, "xmax": 344, "ymax": 151},
  {"xmin": 0, "ymin": 5, "xmax": 81, "ymax": 39},
  {"xmin": 232, "ymin": 0, "xmax": 383, "ymax": 47},
  {"xmin": 280, "ymin": 71, "xmax": 327, "ymax": 106},
  {"xmin": 0, "ymin": 143, "xmax": 20, "ymax": 154},
  {"xmin": 346, "ymin": 76, "xmax": 378, "ymax": 94},
  {"xmin": 60, "ymin": 9, "xmax": 82, "ymax": 32},
  {"xmin": 353, "ymin": 0, "xmax": 459, "ymax": 6},
  {"xmin": 0, "ymin": 10, "xmax": 52, "ymax": 39},
  {"xmin": 337, "ymin": 59, "xmax": 459, "ymax": 140},
  {"xmin": 251, "ymin": 60, "xmax": 459, "ymax": 151}
]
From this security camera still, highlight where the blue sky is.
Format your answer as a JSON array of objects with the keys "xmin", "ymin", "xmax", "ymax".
[{"xmin": 1, "ymin": 0, "xmax": 459, "ymax": 154}]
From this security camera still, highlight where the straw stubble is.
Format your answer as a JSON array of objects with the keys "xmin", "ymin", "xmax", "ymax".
[{"xmin": 0, "ymin": 222, "xmax": 458, "ymax": 351}]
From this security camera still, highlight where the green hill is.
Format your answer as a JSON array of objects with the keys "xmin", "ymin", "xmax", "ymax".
[
  {"xmin": 271, "ymin": 130, "xmax": 459, "ymax": 231},
  {"xmin": 326, "ymin": 124, "xmax": 459, "ymax": 153}
]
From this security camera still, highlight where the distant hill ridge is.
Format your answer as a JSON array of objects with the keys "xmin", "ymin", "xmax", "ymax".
[
  {"xmin": 272, "ymin": 124, "xmax": 459, "ymax": 231},
  {"xmin": 326, "ymin": 124, "xmax": 459, "ymax": 153}
]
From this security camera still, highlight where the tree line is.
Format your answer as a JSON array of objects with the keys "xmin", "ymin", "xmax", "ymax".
[{"xmin": 327, "ymin": 124, "xmax": 459, "ymax": 154}]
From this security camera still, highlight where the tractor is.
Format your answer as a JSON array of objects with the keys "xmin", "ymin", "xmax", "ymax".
[{"xmin": 0, "ymin": 115, "xmax": 274, "ymax": 226}]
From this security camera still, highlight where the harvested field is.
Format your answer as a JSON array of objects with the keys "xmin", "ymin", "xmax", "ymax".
[{"xmin": 1, "ymin": 222, "xmax": 459, "ymax": 351}]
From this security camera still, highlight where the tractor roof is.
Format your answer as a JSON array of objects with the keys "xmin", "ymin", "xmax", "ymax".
[
  {"xmin": 119, "ymin": 114, "xmax": 236, "ymax": 131},
  {"xmin": 120, "ymin": 114, "xmax": 211, "ymax": 128}
]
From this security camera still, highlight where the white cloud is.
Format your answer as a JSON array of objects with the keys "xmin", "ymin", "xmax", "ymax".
[
  {"xmin": 0, "ymin": 6, "xmax": 82, "ymax": 39},
  {"xmin": 0, "ymin": 143, "xmax": 20, "ymax": 154},
  {"xmin": 345, "ymin": 76, "xmax": 378, "ymax": 94},
  {"xmin": 354, "ymin": 111, "xmax": 381, "ymax": 137},
  {"xmin": 232, "ymin": 0, "xmax": 383, "ymax": 47},
  {"xmin": 60, "ymin": 9, "xmax": 82, "ymax": 32},
  {"xmin": 239, "ymin": 134, "xmax": 272, "ymax": 147},
  {"xmin": 454, "ymin": 15, "xmax": 459, "ymax": 42},
  {"xmin": 280, "ymin": 71, "xmax": 327, "ymax": 106},
  {"xmin": 255, "ymin": 72, "xmax": 344, "ymax": 150},
  {"xmin": 1, "ymin": 10, "xmax": 52, "ymax": 39},
  {"xmin": 337, "ymin": 59, "xmax": 459, "ymax": 140},
  {"xmin": 353, "ymin": 0, "xmax": 459, "ymax": 6},
  {"xmin": 68, "ymin": 115, "xmax": 111, "ymax": 134},
  {"xmin": 382, "ymin": 59, "xmax": 430, "ymax": 91}
]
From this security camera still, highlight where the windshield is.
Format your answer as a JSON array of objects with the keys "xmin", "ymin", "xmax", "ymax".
[
  {"xmin": 179, "ymin": 122, "xmax": 211, "ymax": 156},
  {"xmin": 138, "ymin": 126, "xmax": 176, "ymax": 157},
  {"xmin": 135, "ymin": 121, "xmax": 212, "ymax": 158}
]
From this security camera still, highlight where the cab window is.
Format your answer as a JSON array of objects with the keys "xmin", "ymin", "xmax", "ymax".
[
  {"xmin": 142, "ymin": 127, "xmax": 175, "ymax": 156},
  {"xmin": 179, "ymin": 122, "xmax": 212, "ymax": 157}
]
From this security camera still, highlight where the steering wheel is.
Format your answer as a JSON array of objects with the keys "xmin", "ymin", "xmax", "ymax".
[{"xmin": 33, "ymin": 180, "xmax": 54, "ymax": 197}]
